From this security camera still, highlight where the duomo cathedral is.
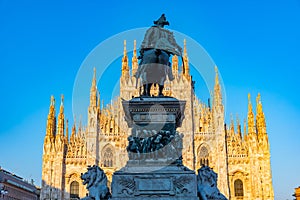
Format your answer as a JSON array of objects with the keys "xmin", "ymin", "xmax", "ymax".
[{"xmin": 40, "ymin": 40, "xmax": 274, "ymax": 200}]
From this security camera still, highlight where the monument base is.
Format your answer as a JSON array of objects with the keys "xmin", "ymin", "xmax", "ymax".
[{"xmin": 110, "ymin": 165, "xmax": 198, "ymax": 200}]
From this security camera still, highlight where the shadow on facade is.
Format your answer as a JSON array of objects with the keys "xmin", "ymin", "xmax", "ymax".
[{"xmin": 40, "ymin": 180, "xmax": 87, "ymax": 200}]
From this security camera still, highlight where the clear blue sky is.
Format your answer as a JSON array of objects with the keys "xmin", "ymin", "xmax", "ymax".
[{"xmin": 0, "ymin": 0, "xmax": 299, "ymax": 199}]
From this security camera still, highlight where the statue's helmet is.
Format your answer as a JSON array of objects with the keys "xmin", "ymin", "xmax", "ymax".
[{"xmin": 154, "ymin": 14, "xmax": 170, "ymax": 28}]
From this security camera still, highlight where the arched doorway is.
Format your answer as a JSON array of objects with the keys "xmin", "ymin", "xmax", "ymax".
[
  {"xmin": 102, "ymin": 145, "xmax": 114, "ymax": 167},
  {"xmin": 70, "ymin": 181, "xmax": 79, "ymax": 199},
  {"xmin": 199, "ymin": 146, "xmax": 209, "ymax": 166},
  {"xmin": 234, "ymin": 179, "xmax": 244, "ymax": 197}
]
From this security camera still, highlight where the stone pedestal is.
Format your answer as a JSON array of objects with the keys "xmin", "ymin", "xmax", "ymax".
[
  {"xmin": 111, "ymin": 97, "xmax": 198, "ymax": 200},
  {"xmin": 111, "ymin": 165, "xmax": 197, "ymax": 200}
]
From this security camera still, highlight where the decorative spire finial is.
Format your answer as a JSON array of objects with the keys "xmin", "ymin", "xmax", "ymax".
[
  {"xmin": 247, "ymin": 93, "xmax": 255, "ymax": 134},
  {"xmin": 60, "ymin": 94, "xmax": 64, "ymax": 113},
  {"xmin": 214, "ymin": 66, "xmax": 219, "ymax": 85},
  {"xmin": 256, "ymin": 93, "xmax": 261, "ymax": 105},
  {"xmin": 46, "ymin": 95, "xmax": 56, "ymax": 137},
  {"xmin": 236, "ymin": 113, "xmax": 242, "ymax": 138},
  {"xmin": 50, "ymin": 95, "xmax": 55, "ymax": 106},
  {"xmin": 230, "ymin": 113, "xmax": 234, "ymax": 129},
  {"xmin": 123, "ymin": 40, "xmax": 127, "ymax": 55},
  {"xmin": 184, "ymin": 39, "xmax": 187, "ymax": 57},
  {"xmin": 243, "ymin": 119, "xmax": 247, "ymax": 138},
  {"xmin": 61, "ymin": 94, "xmax": 64, "ymax": 105},
  {"xmin": 213, "ymin": 66, "xmax": 222, "ymax": 108},
  {"xmin": 122, "ymin": 40, "xmax": 129, "ymax": 78},
  {"xmin": 236, "ymin": 113, "xmax": 240, "ymax": 126},
  {"xmin": 132, "ymin": 40, "xmax": 138, "ymax": 76},
  {"xmin": 256, "ymin": 93, "xmax": 266, "ymax": 135},
  {"xmin": 65, "ymin": 119, "xmax": 69, "ymax": 143},
  {"xmin": 248, "ymin": 93, "xmax": 253, "ymax": 114},
  {"xmin": 91, "ymin": 67, "xmax": 97, "ymax": 89},
  {"xmin": 97, "ymin": 91, "xmax": 100, "ymax": 108},
  {"xmin": 133, "ymin": 40, "xmax": 136, "ymax": 57},
  {"xmin": 90, "ymin": 68, "xmax": 97, "ymax": 107}
]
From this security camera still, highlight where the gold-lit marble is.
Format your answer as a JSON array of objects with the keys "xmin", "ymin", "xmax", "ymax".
[{"xmin": 40, "ymin": 40, "xmax": 274, "ymax": 200}]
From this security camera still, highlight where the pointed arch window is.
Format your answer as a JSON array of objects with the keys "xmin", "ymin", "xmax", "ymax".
[
  {"xmin": 199, "ymin": 146, "xmax": 209, "ymax": 166},
  {"xmin": 70, "ymin": 181, "xmax": 79, "ymax": 198},
  {"xmin": 103, "ymin": 146, "xmax": 114, "ymax": 167},
  {"xmin": 234, "ymin": 179, "xmax": 244, "ymax": 197}
]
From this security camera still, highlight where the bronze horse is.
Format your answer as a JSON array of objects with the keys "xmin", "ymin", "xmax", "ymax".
[{"xmin": 136, "ymin": 48, "xmax": 173, "ymax": 96}]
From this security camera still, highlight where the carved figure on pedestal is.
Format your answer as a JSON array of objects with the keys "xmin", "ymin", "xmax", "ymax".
[
  {"xmin": 80, "ymin": 165, "xmax": 111, "ymax": 200},
  {"xmin": 127, "ymin": 136, "xmax": 140, "ymax": 160},
  {"xmin": 126, "ymin": 129, "xmax": 185, "ymax": 162},
  {"xmin": 197, "ymin": 166, "xmax": 227, "ymax": 200}
]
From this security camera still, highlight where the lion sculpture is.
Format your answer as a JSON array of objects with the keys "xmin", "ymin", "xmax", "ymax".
[
  {"xmin": 80, "ymin": 165, "xmax": 111, "ymax": 200},
  {"xmin": 197, "ymin": 165, "xmax": 227, "ymax": 200}
]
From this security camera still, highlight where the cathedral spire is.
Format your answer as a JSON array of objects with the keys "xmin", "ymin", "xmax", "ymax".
[
  {"xmin": 65, "ymin": 119, "xmax": 69, "ymax": 143},
  {"xmin": 123, "ymin": 39, "xmax": 127, "ymax": 55},
  {"xmin": 243, "ymin": 119, "xmax": 247, "ymax": 141},
  {"xmin": 90, "ymin": 68, "xmax": 98, "ymax": 107},
  {"xmin": 46, "ymin": 96, "xmax": 56, "ymax": 137},
  {"xmin": 247, "ymin": 93, "xmax": 255, "ymax": 135},
  {"xmin": 60, "ymin": 94, "xmax": 64, "ymax": 113},
  {"xmin": 55, "ymin": 94, "xmax": 65, "ymax": 152},
  {"xmin": 78, "ymin": 115, "xmax": 82, "ymax": 136},
  {"xmin": 256, "ymin": 93, "xmax": 266, "ymax": 135},
  {"xmin": 184, "ymin": 38, "xmax": 187, "ymax": 57},
  {"xmin": 97, "ymin": 91, "xmax": 101, "ymax": 111},
  {"xmin": 92, "ymin": 67, "xmax": 96, "ymax": 88},
  {"xmin": 71, "ymin": 123, "xmax": 76, "ymax": 144},
  {"xmin": 122, "ymin": 40, "xmax": 129, "ymax": 79},
  {"xmin": 57, "ymin": 94, "xmax": 65, "ymax": 136},
  {"xmin": 172, "ymin": 55, "xmax": 178, "ymax": 77},
  {"xmin": 236, "ymin": 114, "xmax": 242, "ymax": 140},
  {"xmin": 182, "ymin": 39, "xmax": 190, "ymax": 77},
  {"xmin": 230, "ymin": 113, "xmax": 234, "ymax": 133},
  {"xmin": 213, "ymin": 67, "xmax": 223, "ymax": 108},
  {"xmin": 132, "ymin": 40, "xmax": 138, "ymax": 76}
]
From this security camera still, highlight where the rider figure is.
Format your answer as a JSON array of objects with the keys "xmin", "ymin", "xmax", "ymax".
[{"xmin": 135, "ymin": 14, "xmax": 182, "ymax": 96}]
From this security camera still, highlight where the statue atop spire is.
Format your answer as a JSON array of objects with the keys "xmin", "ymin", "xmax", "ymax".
[
  {"xmin": 123, "ymin": 40, "xmax": 127, "ymax": 54},
  {"xmin": 184, "ymin": 39, "xmax": 187, "ymax": 57},
  {"xmin": 50, "ymin": 95, "xmax": 55, "ymax": 106},
  {"xmin": 60, "ymin": 94, "xmax": 64, "ymax": 113}
]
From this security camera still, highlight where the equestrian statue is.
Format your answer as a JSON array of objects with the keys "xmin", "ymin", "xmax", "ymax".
[{"xmin": 134, "ymin": 14, "xmax": 182, "ymax": 96}]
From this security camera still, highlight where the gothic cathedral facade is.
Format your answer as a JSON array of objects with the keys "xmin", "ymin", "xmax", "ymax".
[{"xmin": 40, "ymin": 40, "xmax": 274, "ymax": 200}]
